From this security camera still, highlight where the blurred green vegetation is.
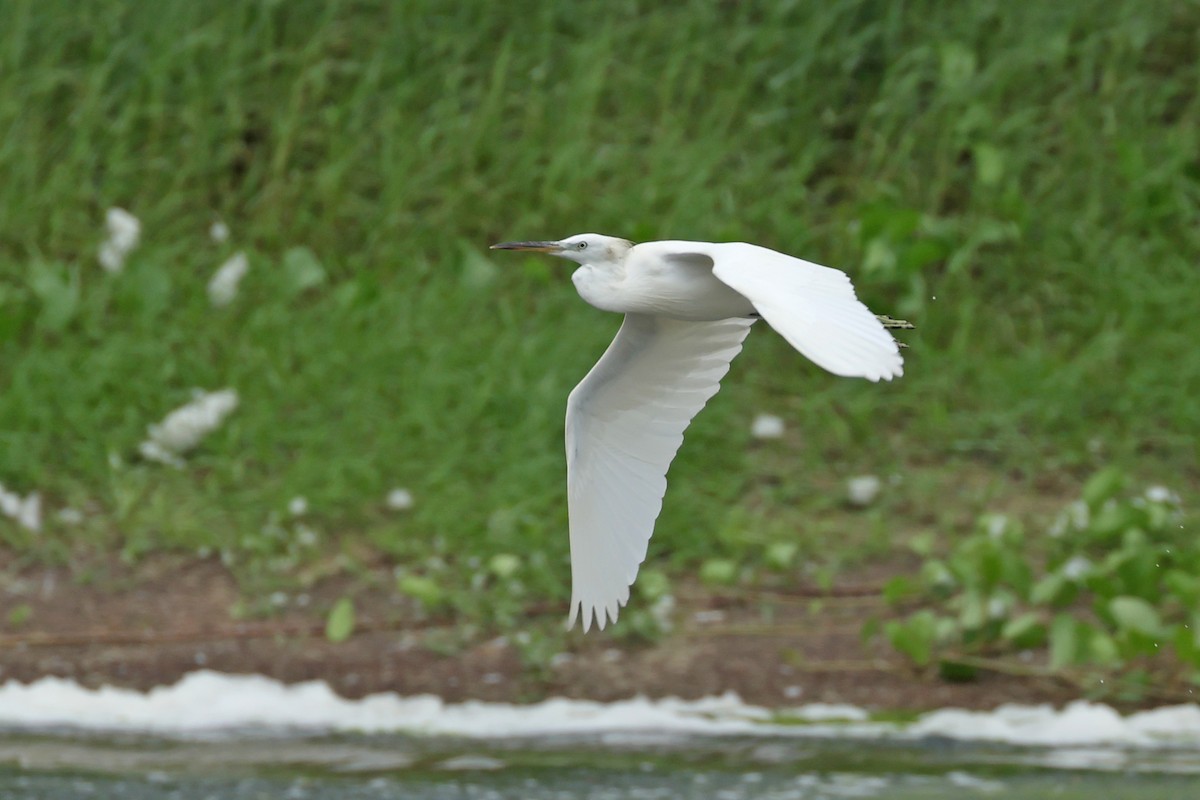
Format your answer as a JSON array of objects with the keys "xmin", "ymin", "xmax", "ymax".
[
  {"xmin": 880, "ymin": 471, "xmax": 1198, "ymax": 701},
  {"xmin": 0, "ymin": 1, "xmax": 1197, "ymax": 620}
]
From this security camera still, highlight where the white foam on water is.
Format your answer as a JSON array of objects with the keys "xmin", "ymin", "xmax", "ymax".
[
  {"xmin": 2, "ymin": 671, "xmax": 1200, "ymax": 752},
  {"xmin": 0, "ymin": 672, "xmax": 780, "ymax": 738},
  {"xmin": 909, "ymin": 700, "xmax": 1200, "ymax": 747}
]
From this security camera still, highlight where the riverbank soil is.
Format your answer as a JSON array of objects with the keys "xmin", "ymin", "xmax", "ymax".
[{"xmin": 0, "ymin": 555, "xmax": 1083, "ymax": 712}]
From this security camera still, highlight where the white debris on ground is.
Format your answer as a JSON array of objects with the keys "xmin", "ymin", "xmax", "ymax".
[
  {"xmin": 55, "ymin": 507, "xmax": 84, "ymax": 525},
  {"xmin": 846, "ymin": 475, "xmax": 882, "ymax": 507},
  {"xmin": 138, "ymin": 389, "xmax": 239, "ymax": 468},
  {"xmin": 207, "ymin": 251, "xmax": 249, "ymax": 307},
  {"xmin": 1049, "ymin": 500, "xmax": 1089, "ymax": 537},
  {"xmin": 0, "ymin": 483, "xmax": 41, "ymax": 532},
  {"xmin": 649, "ymin": 593, "xmax": 676, "ymax": 633},
  {"xmin": 288, "ymin": 496, "xmax": 309, "ymax": 516},
  {"xmin": 295, "ymin": 525, "xmax": 318, "ymax": 547},
  {"xmin": 984, "ymin": 513, "xmax": 1009, "ymax": 538},
  {"xmin": 97, "ymin": 207, "xmax": 141, "ymax": 273},
  {"xmin": 1145, "ymin": 485, "xmax": 1181, "ymax": 505},
  {"xmin": 750, "ymin": 413, "xmax": 785, "ymax": 439},
  {"xmin": 386, "ymin": 488, "xmax": 414, "ymax": 511},
  {"xmin": 209, "ymin": 220, "xmax": 230, "ymax": 243},
  {"xmin": 1061, "ymin": 555, "xmax": 1093, "ymax": 581}
]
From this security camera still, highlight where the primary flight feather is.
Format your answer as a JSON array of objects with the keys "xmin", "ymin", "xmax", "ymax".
[{"xmin": 490, "ymin": 234, "xmax": 910, "ymax": 632}]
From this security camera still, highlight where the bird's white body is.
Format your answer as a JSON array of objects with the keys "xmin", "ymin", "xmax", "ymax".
[
  {"xmin": 491, "ymin": 234, "xmax": 906, "ymax": 632},
  {"xmin": 571, "ymin": 241, "xmax": 755, "ymax": 320}
]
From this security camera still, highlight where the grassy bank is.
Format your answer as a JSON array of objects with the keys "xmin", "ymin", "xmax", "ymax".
[{"xmin": 0, "ymin": 0, "xmax": 1197, "ymax": 622}]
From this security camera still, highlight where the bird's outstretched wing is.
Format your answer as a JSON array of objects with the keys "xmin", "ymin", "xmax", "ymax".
[
  {"xmin": 565, "ymin": 314, "xmax": 755, "ymax": 631},
  {"xmin": 666, "ymin": 243, "xmax": 903, "ymax": 382}
]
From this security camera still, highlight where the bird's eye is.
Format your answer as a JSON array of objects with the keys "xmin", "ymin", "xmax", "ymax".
[{"xmin": 577, "ymin": 241, "xmax": 588, "ymax": 250}]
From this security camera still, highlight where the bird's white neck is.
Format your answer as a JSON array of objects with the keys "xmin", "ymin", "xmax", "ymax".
[{"xmin": 571, "ymin": 263, "xmax": 631, "ymax": 315}]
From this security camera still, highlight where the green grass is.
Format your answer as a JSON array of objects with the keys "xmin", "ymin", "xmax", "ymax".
[{"xmin": 0, "ymin": 0, "xmax": 1197, "ymax": 616}]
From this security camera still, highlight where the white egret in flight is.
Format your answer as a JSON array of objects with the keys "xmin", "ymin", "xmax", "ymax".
[{"xmin": 491, "ymin": 234, "xmax": 911, "ymax": 632}]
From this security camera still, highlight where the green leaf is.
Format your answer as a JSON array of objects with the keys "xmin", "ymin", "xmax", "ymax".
[
  {"xmin": 1143, "ymin": 493, "xmax": 1181, "ymax": 530},
  {"xmin": 1090, "ymin": 502, "xmax": 1142, "ymax": 541},
  {"xmin": 959, "ymin": 590, "xmax": 987, "ymax": 631},
  {"xmin": 1031, "ymin": 573, "xmax": 1070, "ymax": 607},
  {"xmin": 952, "ymin": 537, "xmax": 1006, "ymax": 592},
  {"xmin": 935, "ymin": 615, "xmax": 960, "ymax": 643},
  {"xmin": 1109, "ymin": 596, "xmax": 1164, "ymax": 638},
  {"xmin": 907, "ymin": 532, "xmax": 936, "ymax": 558},
  {"xmin": 325, "ymin": 596, "xmax": 356, "ymax": 643},
  {"xmin": 282, "ymin": 246, "xmax": 328, "ymax": 296},
  {"xmin": 1174, "ymin": 620, "xmax": 1200, "ymax": 668},
  {"xmin": 939, "ymin": 41, "xmax": 977, "ymax": 90},
  {"xmin": 1082, "ymin": 467, "xmax": 1126, "ymax": 510},
  {"xmin": 883, "ymin": 575, "xmax": 917, "ymax": 605},
  {"xmin": 918, "ymin": 559, "xmax": 955, "ymax": 593},
  {"xmin": 1165, "ymin": 570, "xmax": 1200, "ymax": 608},
  {"xmin": 636, "ymin": 568, "xmax": 671, "ymax": 601},
  {"xmin": 764, "ymin": 541, "xmax": 798, "ymax": 571},
  {"xmin": 1049, "ymin": 613, "xmax": 1078, "ymax": 669},
  {"xmin": 973, "ymin": 144, "xmax": 1005, "ymax": 187},
  {"xmin": 977, "ymin": 545, "xmax": 1005, "ymax": 589},
  {"xmin": 1088, "ymin": 629, "xmax": 1122, "ymax": 666},
  {"xmin": 885, "ymin": 610, "xmax": 940, "ymax": 667},
  {"xmin": 397, "ymin": 575, "xmax": 446, "ymax": 609},
  {"xmin": 1001, "ymin": 612, "xmax": 1046, "ymax": 649},
  {"xmin": 332, "ymin": 281, "xmax": 362, "ymax": 310},
  {"xmin": 699, "ymin": 558, "xmax": 738, "ymax": 586},
  {"xmin": 27, "ymin": 261, "xmax": 79, "ymax": 331},
  {"xmin": 488, "ymin": 553, "xmax": 522, "ymax": 579},
  {"xmin": 7, "ymin": 603, "xmax": 32, "ymax": 628},
  {"xmin": 999, "ymin": 551, "xmax": 1034, "ymax": 598},
  {"xmin": 1112, "ymin": 544, "xmax": 1160, "ymax": 599}
]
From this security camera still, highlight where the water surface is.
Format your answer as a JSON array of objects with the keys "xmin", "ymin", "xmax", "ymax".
[{"xmin": 2, "ymin": 729, "xmax": 1198, "ymax": 799}]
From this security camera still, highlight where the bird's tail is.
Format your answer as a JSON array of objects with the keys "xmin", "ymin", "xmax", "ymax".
[{"xmin": 877, "ymin": 315, "xmax": 914, "ymax": 348}]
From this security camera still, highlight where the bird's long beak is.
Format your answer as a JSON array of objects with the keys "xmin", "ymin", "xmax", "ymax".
[{"xmin": 489, "ymin": 240, "xmax": 564, "ymax": 253}]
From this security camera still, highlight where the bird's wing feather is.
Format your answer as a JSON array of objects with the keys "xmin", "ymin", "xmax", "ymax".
[
  {"xmin": 565, "ymin": 313, "xmax": 755, "ymax": 632},
  {"xmin": 667, "ymin": 242, "xmax": 902, "ymax": 382}
]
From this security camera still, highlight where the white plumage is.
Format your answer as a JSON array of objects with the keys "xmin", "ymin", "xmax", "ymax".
[{"xmin": 491, "ymin": 234, "xmax": 907, "ymax": 631}]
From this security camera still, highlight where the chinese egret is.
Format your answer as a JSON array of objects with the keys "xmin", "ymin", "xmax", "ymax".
[{"xmin": 491, "ymin": 234, "xmax": 911, "ymax": 631}]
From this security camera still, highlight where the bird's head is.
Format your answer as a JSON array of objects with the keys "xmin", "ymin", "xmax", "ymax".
[{"xmin": 490, "ymin": 233, "xmax": 633, "ymax": 265}]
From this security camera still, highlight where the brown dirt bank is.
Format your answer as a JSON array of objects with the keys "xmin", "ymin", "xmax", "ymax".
[{"xmin": 0, "ymin": 556, "xmax": 1086, "ymax": 712}]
